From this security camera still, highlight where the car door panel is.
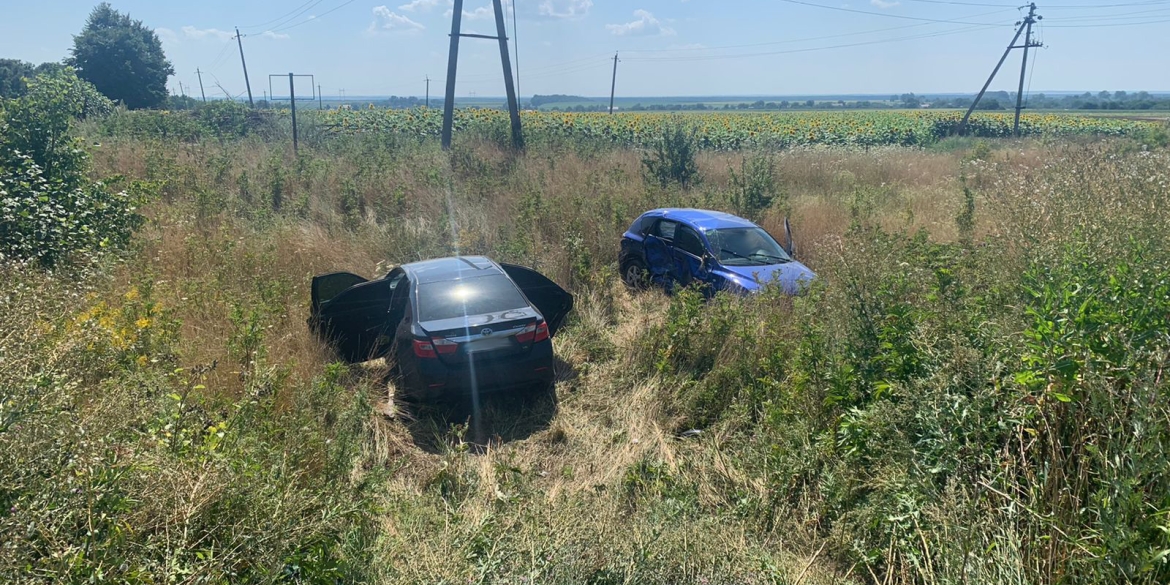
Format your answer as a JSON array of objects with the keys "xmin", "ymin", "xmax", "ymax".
[
  {"xmin": 315, "ymin": 276, "xmax": 396, "ymax": 363},
  {"xmin": 644, "ymin": 219, "xmax": 678, "ymax": 286},
  {"xmin": 671, "ymin": 225, "xmax": 712, "ymax": 291},
  {"xmin": 500, "ymin": 264, "xmax": 574, "ymax": 337},
  {"xmin": 310, "ymin": 272, "xmax": 368, "ymax": 320}
]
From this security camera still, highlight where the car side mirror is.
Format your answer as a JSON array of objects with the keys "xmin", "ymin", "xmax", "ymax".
[{"xmin": 783, "ymin": 217, "xmax": 796, "ymax": 256}]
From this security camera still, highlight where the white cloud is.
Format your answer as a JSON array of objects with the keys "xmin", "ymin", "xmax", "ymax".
[
  {"xmin": 261, "ymin": 30, "xmax": 290, "ymax": 40},
  {"xmin": 870, "ymin": 0, "xmax": 900, "ymax": 8},
  {"xmin": 605, "ymin": 9, "xmax": 675, "ymax": 36},
  {"xmin": 538, "ymin": 0, "xmax": 592, "ymax": 18},
  {"xmin": 181, "ymin": 26, "xmax": 234, "ymax": 41},
  {"xmin": 444, "ymin": 4, "xmax": 494, "ymax": 19},
  {"xmin": 370, "ymin": 6, "xmax": 426, "ymax": 32},
  {"xmin": 155, "ymin": 27, "xmax": 179, "ymax": 46},
  {"xmin": 399, "ymin": 0, "xmax": 445, "ymax": 10}
]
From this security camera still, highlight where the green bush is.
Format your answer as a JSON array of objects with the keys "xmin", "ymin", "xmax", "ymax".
[
  {"xmin": 642, "ymin": 120, "xmax": 701, "ymax": 189},
  {"xmin": 0, "ymin": 71, "xmax": 139, "ymax": 266}
]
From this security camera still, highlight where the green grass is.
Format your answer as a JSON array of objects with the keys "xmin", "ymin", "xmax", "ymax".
[{"xmin": 3, "ymin": 104, "xmax": 1170, "ymax": 583}]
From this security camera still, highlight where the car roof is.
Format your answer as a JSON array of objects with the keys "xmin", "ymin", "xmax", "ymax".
[
  {"xmin": 644, "ymin": 208, "xmax": 758, "ymax": 231},
  {"xmin": 400, "ymin": 256, "xmax": 503, "ymax": 284}
]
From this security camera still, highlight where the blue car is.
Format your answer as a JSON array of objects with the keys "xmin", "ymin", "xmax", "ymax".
[
  {"xmin": 619, "ymin": 208, "xmax": 816, "ymax": 295},
  {"xmin": 309, "ymin": 256, "xmax": 573, "ymax": 399}
]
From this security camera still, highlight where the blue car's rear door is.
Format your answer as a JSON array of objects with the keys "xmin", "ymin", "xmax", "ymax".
[
  {"xmin": 645, "ymin": 219, "xmax": 678, "ymax": 286},
  {"xmin": 670, "ymin": 225, "xmax": 712, "ymax": 290}
]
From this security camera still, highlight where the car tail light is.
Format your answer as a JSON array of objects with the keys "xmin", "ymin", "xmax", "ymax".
[
  {"xmin": 431, "ymin": 337, "xmax": 458, "ymax": 355},
  {"xmin": 412, "ymin": 339, "xmax": 436, "ymax": 358},
  {"xmin": 533, "ymin": 321, "xmax": 550, "ymax": 343},
  {"xmin": 518, "ymin": 321, "xmax": 550, "ymax": 343}
]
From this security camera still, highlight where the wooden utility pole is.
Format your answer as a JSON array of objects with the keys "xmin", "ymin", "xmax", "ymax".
[
  {"xmin": 609, "ymin": 52, "xmax": 619, "ymax": 114},
  {"xmin": 196, "ymin": 69, "xmax": 207, "ymax": 102},
  {"xmin": 235, "ymin": 27, "xmax": 254, "ymax": 107},
  {"xmin": 1013, "ymin": 3, "xmax": 1039, "ymax": 136},
  {"xmin": 441, "ymin": 0, "xmax": 464, "ymax": 149}
]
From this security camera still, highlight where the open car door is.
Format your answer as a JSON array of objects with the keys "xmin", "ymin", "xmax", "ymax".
[
  {"xmin": 310, "ymin": 272, "xmax": 395, "ymax": 363},
  {"xmin": 310, "ymin": 272, "xmax": 369, "ymax": 321},
  {"xmin": 500, "ymin": 264, "xmax": 574, "ymax": 337}
]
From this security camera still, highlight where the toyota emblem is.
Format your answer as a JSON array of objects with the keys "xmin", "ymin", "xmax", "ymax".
[{"xmin": 481, "ymin": 328, "xmax": 493, "ymax": 337}]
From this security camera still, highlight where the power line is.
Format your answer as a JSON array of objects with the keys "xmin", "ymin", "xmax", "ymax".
[
  {"xmin": 774, "ymin": 0, "xmax": 1014, "ymax": 25},
  {"xmin": 238, "ymin": 0, "xmax": 317, "ymax": 29},
  {"xmin": 269, "ymin": 0, "xmax": 360, "ymax": 33},
  {"xmin": 623, "ymin": 24, "xmax": 1000, "ymax": 62},
  {"xmin": 1046, "ymin": 16, "xmax": 1170, "ymax": 24},
  {"xmin": 251, "ymin": 0, "xmax": 330, "ymax": 33},
  {"xmin": 620, "ymin": 9, "xmax": 1015, "ymax": 55}
]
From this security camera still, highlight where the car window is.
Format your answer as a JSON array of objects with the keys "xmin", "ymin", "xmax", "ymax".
[
  {"xmin": 675, "ymin": 225, "xmax": 707, "ymax": 257},
  {"xmin": 637, "ymin": 215, "xmax": 657, "ymax": 235},
  {"xmin": 652, "ymin": 220, "xmax": 678, "ymax": 240},
  {"xmin": 416, "ymin": 274, "xmax": 529, "ymax": 322},
  {"xmin": 707, "ymin": 227, "xmax": 791, "ymax": 266}
]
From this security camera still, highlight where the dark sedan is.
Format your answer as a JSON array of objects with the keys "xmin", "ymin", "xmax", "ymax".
[{"xmin": 310, "ymin": 256, "xmax": 573, "ymax": 400}]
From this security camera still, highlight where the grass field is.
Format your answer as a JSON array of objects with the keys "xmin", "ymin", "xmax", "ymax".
[{"xmin": 3, "ymin": 97, "xmax": 1170, "ymax": 583}]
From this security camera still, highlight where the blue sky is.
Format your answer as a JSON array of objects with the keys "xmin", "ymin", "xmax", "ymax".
[{"xmin": 2, "ymin": 0, "xmax": 1168, "ymax": 98}]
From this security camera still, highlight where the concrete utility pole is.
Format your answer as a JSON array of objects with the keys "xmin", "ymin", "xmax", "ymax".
[
  {"xmin": 441, "ymin": 0, "xmax": 465, "ymax": 149},
  {"xmin": 196, "ymin": 69, "xmax": 207, "ymax": 102},
  {"xmin": 441, "ymin": 0, "xmax": 523, "ymax": 150},
  {"xmin": 1013, "ymin": 3, "xmax": 1040, "ymax": 136},
  {"xmin": 492, "ymin": 0, "xmax": 523, "ymax": 149},
  {"xmin": 511, "ymin": 0, "xmax": 520, "ymax": 102},
  {"xmin": 609, "ymin": 52, "xmax": 619, "ymax": 114},
  {"xmin": 425, "ymin": 76, "xmax": 430, "ymax": 108},
  {"xmin": 319, "ymin": 84, "xmax": 323, "ymax": 110},
  {"xmin": 956, "ymin": 5, "xmax": 1041, "ymax": 136},
  {"xmin": 235, "ymin": 27, "xmax": 254, "ymax": 107}
]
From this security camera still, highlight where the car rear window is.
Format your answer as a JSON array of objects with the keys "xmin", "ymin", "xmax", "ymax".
[{"xmin": 416, "ymin": 274, "xmax": 529, "ymax": 322}]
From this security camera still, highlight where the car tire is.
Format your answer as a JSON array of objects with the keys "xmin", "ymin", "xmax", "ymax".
[{"xmin": 621, "ymin": 259, "xmax": 649, "ymax": 290}]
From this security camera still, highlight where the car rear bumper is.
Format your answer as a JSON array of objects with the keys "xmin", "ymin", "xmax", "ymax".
[{"xmin": 409, "ymin": 342, "xmax": 555, "ymax": 398}]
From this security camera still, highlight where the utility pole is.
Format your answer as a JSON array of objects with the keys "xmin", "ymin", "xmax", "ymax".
[
  {"xmin": 609, "ymin": 52, "xmax": 620, "ymax": 114},
  {"xmin": 441, "ymin": 0, "xmax": 465, "ymax": 150},
  {"xmin": 425, "ymin": 76, "xmax": 430, "ymax": 108},
  {"xmin": 289, "ymin": 73, "xmax": 298, "ymax": 154},
  {"xmin": 511, "ymin": 0, "xmax": 520, "ymax": 103},
  {"xmin": 956, "ymin": 6, "xmax": 1041, "ymax": 136},
  {"xmin": 196, "ymin": 69, "xmax": 207, "ymax": 102},
  {"xmin": 235, "ymin": 27, "xmax": 254, "ymax": 107},
  {"xmin": 492, "ymin": 0, "xmax": 523, "ymax": 149},
  {"xmin": 318, "ymin": 84, "xmax": 323, "ymax": 110},
  {"xmin": 441, "ymin": 0, "xmax": 523, "ymax": 150},
  {"xmin": 1013, "ymin": 3, "xmax": 1040, "ymax": 136}
]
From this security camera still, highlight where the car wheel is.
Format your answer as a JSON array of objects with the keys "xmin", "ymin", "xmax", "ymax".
[{"xmin": 622, "ymin": 259, "xmax": 649, "ymax": 290}]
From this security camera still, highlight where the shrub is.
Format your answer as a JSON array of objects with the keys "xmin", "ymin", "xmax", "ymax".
[
  {"xmin": 0, "ymin": 71, "xmax": 139, "ymax": 266},
  {"xmin": 642, "ymin": 120, "xmax": 701, "ymax": 189},
  {"xmin": 728, "ymin": 151, "xmax": 783, "ymax": 220}
]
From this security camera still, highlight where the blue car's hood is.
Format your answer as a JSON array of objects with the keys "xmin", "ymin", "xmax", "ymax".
[{"xmin": 723, "ymin": 261, "xmax": 816, "ymax": 294}]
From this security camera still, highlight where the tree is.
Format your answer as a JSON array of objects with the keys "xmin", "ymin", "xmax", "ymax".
[
  {"xmin": 66, "ymin": 3, "xmax": 173, "ymax": 109},
  {"xmin": 0, "ymin": 59, "xmax": 35, "ymax": 98}
]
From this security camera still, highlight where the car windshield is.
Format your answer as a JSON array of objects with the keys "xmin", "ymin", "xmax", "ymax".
[
  {"xmin": 706, "ymin": 227, "xmax": 791, "ymax": 266},
  {"xmin": 416, "ymin": 274, "xmax": 529, "ymax": 322}
]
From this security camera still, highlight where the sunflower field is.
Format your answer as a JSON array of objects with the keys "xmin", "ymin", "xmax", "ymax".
[{"xmin": 320, "ymin": 108, "xmax": 1153, "ymax": 149}]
